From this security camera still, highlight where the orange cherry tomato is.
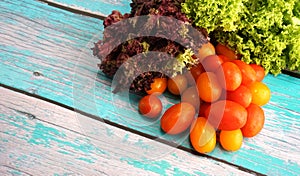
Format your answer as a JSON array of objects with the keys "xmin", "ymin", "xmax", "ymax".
[
  {"xmin": 197, "ymin": 72, "xmax": 222, "ymax": 102},
  {"xmin": 167, "ymin": 74, "xmax": 188, "ymax": 95},
  {"xmin": 138, "ymin": 94, "xmax": 162, "ymax": 118},
  {"xmin": 241, "ymin": 104, "xmax": 265, "ymax": 137},
  {"xmin": 201, "ymin": 55, "xmax": 224, "ymax": 72},
  {"xmin": 206, "ymin": 100, "xmax": 247, "ymax": 130},
  {"xmin": 216, "ymin": 62, "xmax": 242, "ymax": 91},
  {"xmin": 227, "ymin": 85, "xmax": 252, "ymax": 108},
  {"xmin": 190, "ymin": 117, "xmax": 216, "ymax": 153},
  {"xmin": 160, "ymin": 102, "xmax": 195, "ymax": 134},
  {"xmin": 250, "ymin": 64, "xmax": 266, "ymax": 82},
  {"xmin": 215, "ymin": 43, "xmax": 238, "ymax": 61},
  {"xmin": 181, "ymin": 86, "xmax": 200, "ymax": 109},
  {"xmin": 220, "ymin": 129, "xmax": 243, "ymax": 152},
  {"xmin": 146, "ymin": 78, "xmax": 167, "ymax": 95},
  {"xmin": 248, "ymin": 81, "xmax": 271, "ymax": 106},
  {"xmin": 198, "ymin": 42, "xmax": 216, "ymax": 61},
  {"xmin": 231, "ymin": 60, "xmax": 256, "ymax": 86}
]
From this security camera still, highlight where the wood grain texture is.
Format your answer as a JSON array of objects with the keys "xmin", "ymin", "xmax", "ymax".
[
  {"xmin": 40, "ymin": 0, "xmax": 131, "ymax": 17},
  {"xmin": 0, "ymin": 165, "xmax": 31, "ymax": 176},
  {"xmin": 1, "ymin": 0, "xmax": 300, "ymax": 175},
  {"xmin": 0, "ymin": 87, "xmax": 254, "ymax": 175}
]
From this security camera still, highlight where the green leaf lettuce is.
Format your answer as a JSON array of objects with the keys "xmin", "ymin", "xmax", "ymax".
[{"xmin": 182, "ymin": 0, "xmax": 300, "ymax": 75}]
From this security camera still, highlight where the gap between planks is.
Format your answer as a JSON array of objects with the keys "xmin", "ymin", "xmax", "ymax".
[
  {"xmin": 37, "ymin": 0, "xmax": 107, "ymax": 20},
  {"xmin": 1, "ymin": 0, "xmax": 299, "ymax": 175},
  {"xmin": 0, "ymin": 83, "xmax": 264, "ymax": 176},
  {"xmin": 0, "ymin": 165, "xmax": 32, "ymax": 176},
  {"xmin": 37, "ymin": 0, "xmax": 300, "ymax": 79},
  {"xmin": 0, "ymin": 86, "xmax": 256, "ymax": 176}
]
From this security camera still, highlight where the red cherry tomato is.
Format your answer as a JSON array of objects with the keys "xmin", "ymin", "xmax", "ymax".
[
  {"xmin": 231, "ymin": 60, "xmax": 256, "ymax": 86},
  {"xmin": 184, "ymin": 71, "xmax": 195, "ymax": 86},
  {"xmin": 205, "ymin": 100, "xmax": 247, "ymax": 130},
  {"xmin": 250, "ymin": 64, "xmax": 266, "ymax": 82},
  {"xmin": 218, "ymin": 55, "xmax": 232, "ymax": 62},
  {"xmin": 216, "ymin": 62, "xmax": 242, "ymax": 91},
  {"xmin": 215, "ymin": 43, "xmax": 238, "ymax": 60},
  {"xmin": 185, "ymin": 64, "xmax": 204, "ymax": 86},
  {"xmin": 161, "ymin": 102, "xmax": 196, "ymax": 134},
  {"xmin": 198, "ymin": 42, "xmax": 216, "ymax": 62},
  {"xmin": 190, "ymin": 64, "xmax": 205, "ymax": 81},
  {"xmin": 181, "ymin": 86, "xmax": 200, "ymax": 109},
  {"xmin": 139, "ymin": 95, "xmax": 162, "ymax": 118},
  {"xmin": 227, "ymin": 85, "xmax": 252, "ymax": 108},
  {"xmin": 201, "ymin": 55, "xmax": 224, "ymax": 72},
  {"xmin": 241, "ymin": 103, "xmax": 265, "ymax": 137},
  {"xmin": 167, "ymin": 74, "xmax": 188, "ymax": 95},
  {"xmin": 198, "ymin": 102, "xmax": 211, "ymax": 117}
]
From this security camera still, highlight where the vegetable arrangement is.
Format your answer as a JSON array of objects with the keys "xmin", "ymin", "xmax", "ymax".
[
  {"xmin": 92, "ymin": 0, "xmax": 279, "ymax": 153},
  {"xmin": 93, "ymin": 0, "xmax": 207, "ymax": 93},
  {"xmin": 139, "ymin": 45, "xmax": 270, "ymax": 153}
]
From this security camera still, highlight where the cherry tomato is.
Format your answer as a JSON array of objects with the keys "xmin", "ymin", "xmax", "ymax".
[
  {"xmin": 241, "ymin": 104, "xmax": 265, "ymax": 137},
  {"xmin": 219, "ymin": 88, "xmax": 227, "ymax": 100},
  {"xmin": 231, "ymin": 60, "xmax": 256, "ymax": 86},
  {"xmin": 184, "ymin": 71, "xmax": 196, "ymax": 86},
  {"xmin": 220, "ymin": 129, "xmax": 243, "ymax": 152},
  {"xmin": 218, "ymin": 55, "xmax": 232, "ymax": 62},
  {"xmin": 198, "ymin": 102, "xmax": 211, "ymax": 117},
  {"xmin": 215, "ymin": 43, "xmax": 238, "ymax": 61},
  {"xmin": 197, "ymin": 72, "xmax": 222, "ymax": 102},
  {"xmin": 250, "ymin": 64, "xmax": 265, "ymax": 82},
  {"xmin": 167, "ymin": 74, "xmax": 188, "ymax": 95},
  {"xmin": 227, "ymin": 85, "xmax": 252, "ymax": 108},
  {"xmin": 206, "ymin": 100, "xmax": 247, "ymax": 130},
  {"xmin": 146, "ymin": 78, "xmax": 167, "ymax": 95},
  {"xmin": 161, "ymin": 102, "xmax": 195, "ymax": 134},
  {"xmin": 181, "ymin": 86, "xmax": 200, "ymax": 109},
  {"xmin": 216, "ymin": 62, "xmax": 242, "ymax": 91},
  {"xmin": 190, "ymin": 63, "xmax": 205, "ymax": 82},
  {"xmin": 198, "ymin": 42, "xmax": 216, "ymax": 61},
  {"xmin": 138, "ymin": 94, "xmax": 162, "ymax": 118},
  {"xmin": 248, "ymin": 81, "xmax": 271, "ymax": 106},
  {"xmin": 201, "ymin": 55, "xmax": 224, "ymax": 72},
  {"xmin": 190, "ymin": 117, "xmax": 216, "ymax": 153}
]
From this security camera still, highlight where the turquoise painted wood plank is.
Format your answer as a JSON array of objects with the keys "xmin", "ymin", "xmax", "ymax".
[
  {"xmin": 0, "ymin": 87, "xmax": 253, "ymax": 175},
  {"xmin": 41, "ymin": 0, "xmax": 131, "ymax": 16},
  {"xmin": 0, "ymin": 166, "xmax": 31, "ymax": 176},
  {"xmin": 0, "ymin": 0, "xmax": 299, "ymax": 175}
]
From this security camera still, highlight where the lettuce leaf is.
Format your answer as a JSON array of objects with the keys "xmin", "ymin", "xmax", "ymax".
[{"xmin": 182, "ymin": 0, "xmax": 300, "ymax": 75}]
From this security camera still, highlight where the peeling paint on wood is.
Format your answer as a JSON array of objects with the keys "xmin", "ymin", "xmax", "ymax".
[
  {"xmin": 40, "ymin": 0, "xmax": 131, "ymax": 17},
  {"xmin": 0, "ymin": 165, "xmax": 31, "ymax": 176},
  {"xmin": 0, "ymin": 0, "xmax": 300, "ymax": 175},
  {"xmin": 0, "ymin": 87, "xmax": 254, "ymax": 175}
]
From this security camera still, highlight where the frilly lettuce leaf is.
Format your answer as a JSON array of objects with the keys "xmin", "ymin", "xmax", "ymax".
[{"xmin": 182, "ymin": 0, "xmax": 300, "ymax": 75}]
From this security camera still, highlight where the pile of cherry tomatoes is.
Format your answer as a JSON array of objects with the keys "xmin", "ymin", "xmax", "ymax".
[{"xmin": 138, "ymin": 42, "xmax": 271, "ymax": 153}]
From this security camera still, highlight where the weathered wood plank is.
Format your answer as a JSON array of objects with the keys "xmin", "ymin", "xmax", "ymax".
[
  {"xmin": 40, "ymin": 0, "xmax": 131, "ymax": 17},
  {"xmin": 0, "ymin": 165, "xmax": 31, "ymax": 176},
  {"xmin": 1, "ymin": 0, "xmax": 299, "ymax": 175},
  {"xmin": 0, "ymin": 87, "xmax": 254, "ymax": 175}
]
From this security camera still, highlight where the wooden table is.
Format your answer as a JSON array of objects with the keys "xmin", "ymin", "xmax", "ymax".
[{"xmin": 1, "ymin": 0, "xmax": 299, "ymax": 175}]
